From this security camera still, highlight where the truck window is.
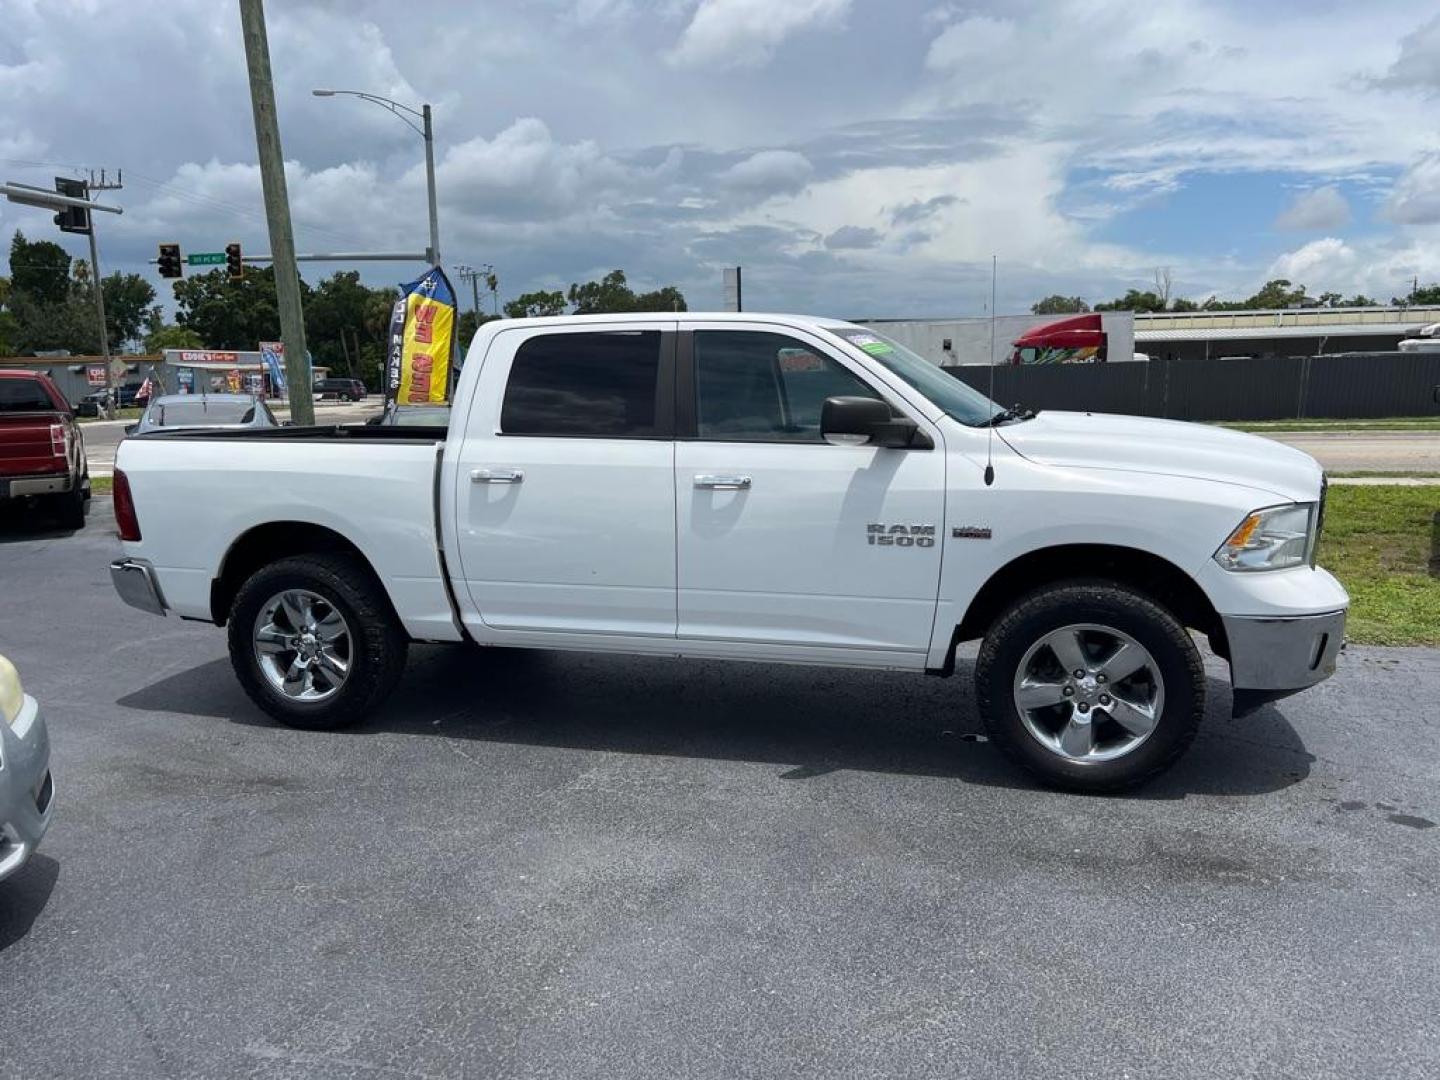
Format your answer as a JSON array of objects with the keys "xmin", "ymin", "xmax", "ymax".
[
  {"xmin": 501, "ymin": 331, "xmax": 662, "ymax": 437},
  {"xmin": 694, "ymin": 330, "xmax": 881, "ymax": 442},
  {"xmin": 0, "ymin": 380, "xmax": 56, "ymax": 412}
]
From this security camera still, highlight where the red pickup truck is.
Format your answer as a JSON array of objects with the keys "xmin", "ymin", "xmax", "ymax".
[{"xmin": 0, "ymin": 370, "xmax": 89, "ymax": 529}]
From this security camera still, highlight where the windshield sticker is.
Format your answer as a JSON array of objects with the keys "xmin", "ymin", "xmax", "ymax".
[{"xmin": 860, "ymin": 340, "xmax": 894, "ymax": 355}]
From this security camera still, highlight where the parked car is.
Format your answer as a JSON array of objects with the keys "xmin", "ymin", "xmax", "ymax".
[
  {"xmin": 313, "ymin": 377, "xmax": 367, "ymax": 402},
  {"xmin": 109, "ymin": 313, "xmax": 1348, "ymax": 792},
  {"xmin": 364, "ymin": 402, "xmax": 452, "ymax": 427},
  {"xmin": 75, "ymin": 384, "xmax": 146, "ymax": 417},
  {"xmin": 128, "ymin": 393, "xmax": 279, "ymax": 436},
  {"xmin": 0, "ymin": 369, "xmax": 89, "ymax": 528},
  {"xmin": 0, "ymin": 652, "xmax": 54, "ymax": 884}
]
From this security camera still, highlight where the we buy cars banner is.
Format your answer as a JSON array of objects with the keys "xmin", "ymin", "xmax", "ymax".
[{"xmin": 387, "ymin": 267, "xmax": 457, "ymax": 404}]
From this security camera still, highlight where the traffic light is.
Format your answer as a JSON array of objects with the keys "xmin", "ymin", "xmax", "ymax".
[
  {"xmin": 157, "ymin": 243, "xmax": 183, "ymax": 279},
  {"xmin": 225, "ymin": 242, "xmax": 243, "ymax": 281},
  {"xmin": 53, "ymin": 177, "xmax": 91, "ymax": 235}
]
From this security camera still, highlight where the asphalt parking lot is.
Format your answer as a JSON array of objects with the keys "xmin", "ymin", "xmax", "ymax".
[{"xmin": 2, "ymin": 499, "xmax": 1437, "ymax": 1079}]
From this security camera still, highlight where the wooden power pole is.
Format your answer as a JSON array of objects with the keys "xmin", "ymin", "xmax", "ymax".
[{"xmin": 238, "ymin": 0, "xmax": 314, "ymax": 425}]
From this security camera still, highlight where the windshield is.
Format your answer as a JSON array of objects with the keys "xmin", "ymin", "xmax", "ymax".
[
  {"xmin": 154, "ymin": 400, "xmax": 255, "ymax": 426},
  {"xmin": 824, "ymin": 326, "xmax": 1000, "ymax": 426}
]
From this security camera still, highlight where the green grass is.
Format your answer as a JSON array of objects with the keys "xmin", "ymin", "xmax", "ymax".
[
  {"xmin": 77, "ymin": 407, "xmax": 142, "ymax": 424},
  {"xmin": 1220, "ymin": 416, "xmax": 1440, "ymax": 432},
  {"xmin": 1317, "ymin": 485, "xmax": 1440, "ymax": 646},
  {"xmin": 89, "ymin": 476, "xmax": 113, "ymax": 495}
]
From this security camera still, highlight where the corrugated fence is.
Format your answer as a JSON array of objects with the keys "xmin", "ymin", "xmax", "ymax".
[{"xmin": 948, "ymin": 352, "xmax": 1440, "ymax": 421}]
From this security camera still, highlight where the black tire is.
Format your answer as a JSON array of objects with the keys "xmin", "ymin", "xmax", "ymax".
[
  {"xmin": 226, "ymin": 553, "xmax": 408, "ymax": 730},
  {"xmin": 53, "ymin": 480, "xmax": 86, "ymax": 530},
  {"xmin": 974, "ymin": 580, "xmax": 1204, "ymax": 793}
]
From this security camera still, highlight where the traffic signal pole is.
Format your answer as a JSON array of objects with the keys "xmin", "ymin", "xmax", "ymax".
[{"xmin": 238, "ymin": 0, "xmax": 314, "ymax": 425}]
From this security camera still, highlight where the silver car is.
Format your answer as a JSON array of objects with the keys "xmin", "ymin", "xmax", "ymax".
[
  {"xmin": 0, "ymin": 653, "xmax": 53, "ymax": 883},
  {"xmin": 129, "ymin": 393, "xmax": 279, "ymax": 436}
]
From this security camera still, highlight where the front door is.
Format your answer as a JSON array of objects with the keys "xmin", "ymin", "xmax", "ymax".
[
  {"xmin": 451, "ymin": 322, "xmax": 678, "ymax": 637},
  {"xmin": 675, "ymin": 324, "xmax": 945, "ymax": 654}
]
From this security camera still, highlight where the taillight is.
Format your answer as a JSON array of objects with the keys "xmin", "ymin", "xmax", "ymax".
[
  {"xmin": 113, "ymin": 468, "xmax": 141, "ymax": 542},
  {"xmin": 49, "ymin": 422, "xmax": 68, "ymax": 458}
]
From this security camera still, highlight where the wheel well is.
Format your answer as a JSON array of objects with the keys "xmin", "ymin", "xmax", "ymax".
[
  {"xmin": 209, "ymin": 522, "xmax": 379, "ymax": 626},
  {"xmin": 952, "ymin": 543, "xmax": 1226, "ymax": 658}
]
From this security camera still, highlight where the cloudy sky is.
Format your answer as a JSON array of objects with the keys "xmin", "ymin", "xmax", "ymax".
[{"xmin": 3, "ymin": 0, "xmax": 1439, "ymax": 318}]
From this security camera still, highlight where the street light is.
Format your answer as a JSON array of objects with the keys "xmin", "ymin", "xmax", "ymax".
[{"xmin": 313, "ymin": 88, "xmax": 439, "ymax": 268}]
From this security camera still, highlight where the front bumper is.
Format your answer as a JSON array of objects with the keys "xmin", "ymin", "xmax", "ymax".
[
  {"xmin": 1224, "ymin": 608, "xmax": 1346, "ymax": 715},
  {"xmin": 1, "ymin": 694, "xmax": 54, "ymax": 883},
  {"xmin": 110, "ymin": 557, "xmax": 167, "ymax": 616}
]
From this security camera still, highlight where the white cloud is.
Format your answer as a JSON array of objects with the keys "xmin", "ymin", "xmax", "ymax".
[
  {"xmin": 1375, "ymin": 12, "xmax": 1440, "ymax": 96},
  {"xmin": 1268, "ymin": 238, "xmax": 1356, "ymax": 284},
  {"xmin": 1275, "ymin": 186, "xmax": 1351, "ymax": 231},
  {"xmin": 667, "ymin": 0, "xmax": 851, "ymax": 68},
  {"xmin": 719, "ymin": 150, "xmax": 814, "ymax": 194},
  {"xmin": 823, "ymin": 225, "xmax": 880, "ymax": 250},
  {"xmin": 924, "ymin": 15, "xmax": 1016, "ymax": 71},
  {"xmin": 1383, "ymin": 154, "xmax": 1440, "ymax": 224}
]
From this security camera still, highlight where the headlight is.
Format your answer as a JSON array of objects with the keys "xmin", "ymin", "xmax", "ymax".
[
  {"xmin": 0, "ymin": 654, "xmax": 22, "ymax": 727},
  {"xmin": 1214, "ymin": 503, "xmax": 1316, "ymax": 572}
]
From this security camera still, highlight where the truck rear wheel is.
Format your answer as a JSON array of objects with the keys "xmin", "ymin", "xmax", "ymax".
[
  {"xmin": 227, "ymin": 553, "xmax": 407, "ymax": 730},
  {"xmin": 52, "ymin": 479, "xmax": 86, "ymax": 530},
  {"xmin": 974, "ymin": 581, "xmax": 1204, "ymax": 792}
]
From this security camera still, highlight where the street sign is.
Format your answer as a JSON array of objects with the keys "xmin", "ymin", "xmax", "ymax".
[{"xmin": 187, "ymin": 252, "xmax": 226, "ymax": 266}]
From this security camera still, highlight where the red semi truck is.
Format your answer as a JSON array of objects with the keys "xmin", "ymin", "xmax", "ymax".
[
  {"xmin": 1008, "ymin": 313, "xmax": 1107, "ymax": 365},
  {"xmin": 0, "ymin": 370, "xmax": 90, "ymax": 528}
]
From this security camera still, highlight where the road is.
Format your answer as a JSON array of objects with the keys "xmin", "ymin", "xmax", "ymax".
[
  {"xmin": 1, "ymin": 500, "xmax": 1436, "ymax": 1079},
  {"xmin": 84, "ymin": 416, "xmax": 1440, "ymax": 476},
  {"xmin": 1265, "ymin": 431, "xmax": 1440, "ymax": 472}
]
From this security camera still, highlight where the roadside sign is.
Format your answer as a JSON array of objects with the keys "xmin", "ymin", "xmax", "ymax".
[
  {"xmin": 110, "ymin": 359, "xmax": 129, "ymax": 380},
  {"xmin": 187, "ymin": 252, "xmax": 226, "ymax": 266},
  {"xmin": 86, "ymin": 365, "xmax": 106, "ymax": 387}
]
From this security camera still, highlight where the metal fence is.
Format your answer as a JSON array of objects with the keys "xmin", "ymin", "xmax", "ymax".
[{"xmin": 948, "ymin": 352, "xmax": 1440, "ymax": 422}]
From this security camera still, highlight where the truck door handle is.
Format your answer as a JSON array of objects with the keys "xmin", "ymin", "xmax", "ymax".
[
  {"xmin": 694, "ymin": 474, "xmax": 751, "ymax": 490},
  {"xmin": 471, "ymin": 468, "xmax": 524, "ymax": 484}
]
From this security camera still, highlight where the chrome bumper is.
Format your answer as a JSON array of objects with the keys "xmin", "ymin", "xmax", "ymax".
[
  {"xmin": 1224, "ymin": 609, "xmax": 1346, "ymax": 715},
  {"xmin": 110, "ymin": 557, "xmax": 167, "ymax": 617},
  {"xmin": 1, "ymin": 695, "xmax": 54, "ymax": 883}
]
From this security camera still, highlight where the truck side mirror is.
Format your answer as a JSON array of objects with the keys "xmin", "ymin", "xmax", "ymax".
[{"xmin": 820, "ymin": 396, "xmax": 931, "ymax": 450}]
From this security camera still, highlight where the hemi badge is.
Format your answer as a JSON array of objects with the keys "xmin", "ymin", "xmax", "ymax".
[{"xmin": 952, "ymin": 526, "xmax": 992, "ymax": 540}]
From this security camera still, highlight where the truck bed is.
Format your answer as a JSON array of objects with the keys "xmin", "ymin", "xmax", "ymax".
[{"xmin": 116, "ymin": 426, "xmax": 462, "ymax": 642}]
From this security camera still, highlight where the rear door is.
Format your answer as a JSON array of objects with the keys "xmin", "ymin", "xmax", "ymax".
[
  {"xmin": 674, "ymin": 323, "xmax": 946, "ymax": 655},
  {"xmin": 451, "ymin": 322, "xmax": 679, "ymax": 637}
]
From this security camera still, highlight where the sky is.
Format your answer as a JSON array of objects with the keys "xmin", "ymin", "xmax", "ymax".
[{"xmin": 2, "ymin": 0, "xmax": 1439, "ymax": 320}]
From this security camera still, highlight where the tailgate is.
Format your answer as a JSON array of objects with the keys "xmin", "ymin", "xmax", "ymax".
[{"xmin": 0, "ymin": 414, "xmax": 65, "ymax": 476}]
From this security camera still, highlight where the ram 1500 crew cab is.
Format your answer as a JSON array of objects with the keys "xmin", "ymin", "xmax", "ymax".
[{"xmin": 109, "ymin": 314, "xmax": 1347, "ymax": 790}]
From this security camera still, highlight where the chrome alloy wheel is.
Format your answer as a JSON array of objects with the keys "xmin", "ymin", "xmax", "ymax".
[
  {"xmin": 253, "ymin": 589, "xmax": 352, "ymax": 702},
  {"xmin": 1011, "ymin": 623, "xmax": 1165, "ymax": 764}
]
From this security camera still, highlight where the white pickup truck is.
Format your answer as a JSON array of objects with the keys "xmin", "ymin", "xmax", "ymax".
[{"xmin": 110, "ymin": 314, "xmax": 1347, "ymax": 791}]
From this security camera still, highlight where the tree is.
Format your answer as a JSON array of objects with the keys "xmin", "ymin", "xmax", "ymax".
[
  {"xmin": 503, "ymin": 290, "xmax": 567, "ymax": 319},
  {"xmin": 1245, "ymin": 278, "xmax": 1308, "ymax": 309},
  {"xmin": 1397, "ymin": 283, "xmax": 1440, "ymax": 306},
  {"xmin": 304, "ymin": 271, "xmax": 397, "ymax": 376},
  {"xmin": 1031, "ymin": 295, "xmax": 1089, "ymax": 315},
  {"xmin": 172, "ymin": 265, "xmax": 304, "ymax": 349},
  {"xmin": 8, "ymin": 231, "xmax": 71, "ymax": 306},
  {"xmin": 632, "ymin": 285, "xmax": 687, "ymax": 312},
  {"xmin": 456, "ymin": 310, "xmax": 502, "ymax": 348},
  {"xmin": 566, "ymin": 270, "xmax": 687, "ymax": 314},
  {"xmin": 4, "ymin": 287, "xmax": 102, "ymax": 354},
  {"xmin": 1095, "ymin": 289, "xmax": 1167, "ymax": 313},
  {"xmin": 100, "ymin": 272, "xmax": 156, "ymax": 350},
  {"xmin": 143, "ymin": 322, "xmax": 204, "ymax": 353},
  {"xmin": 1169, "ymin": 297, "xmax": 1200, "ymax": 312}
]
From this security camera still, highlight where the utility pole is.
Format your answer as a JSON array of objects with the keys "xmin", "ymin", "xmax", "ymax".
[
  {"xmin": 86, "ymin": 173, "xmax": 123, "ymax": 418},
  {"xmin": 239, "ymin": 0, "xmax": 314, "ymax": 425}
]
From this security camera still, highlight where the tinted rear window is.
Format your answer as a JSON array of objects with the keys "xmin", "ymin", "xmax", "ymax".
[
  {"xmin": 155, "ymin": 400, "xmax": 255, "ymax": 425},
  {"xmin": 501, "ymin": 331, "xmax": 662, "ymax": 437},
  {"xmin": 0, "ymin": 380, "xmax": 56, "ymax": 412}
]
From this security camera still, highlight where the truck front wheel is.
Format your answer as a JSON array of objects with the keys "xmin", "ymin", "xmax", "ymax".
[
  {"xmin": 974, "ymin": 581, "xmax": 1205, "ymax": 792},
  {"xmin": 227, "ymin": 553, "xmax": 408, "ymax": 730}
]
